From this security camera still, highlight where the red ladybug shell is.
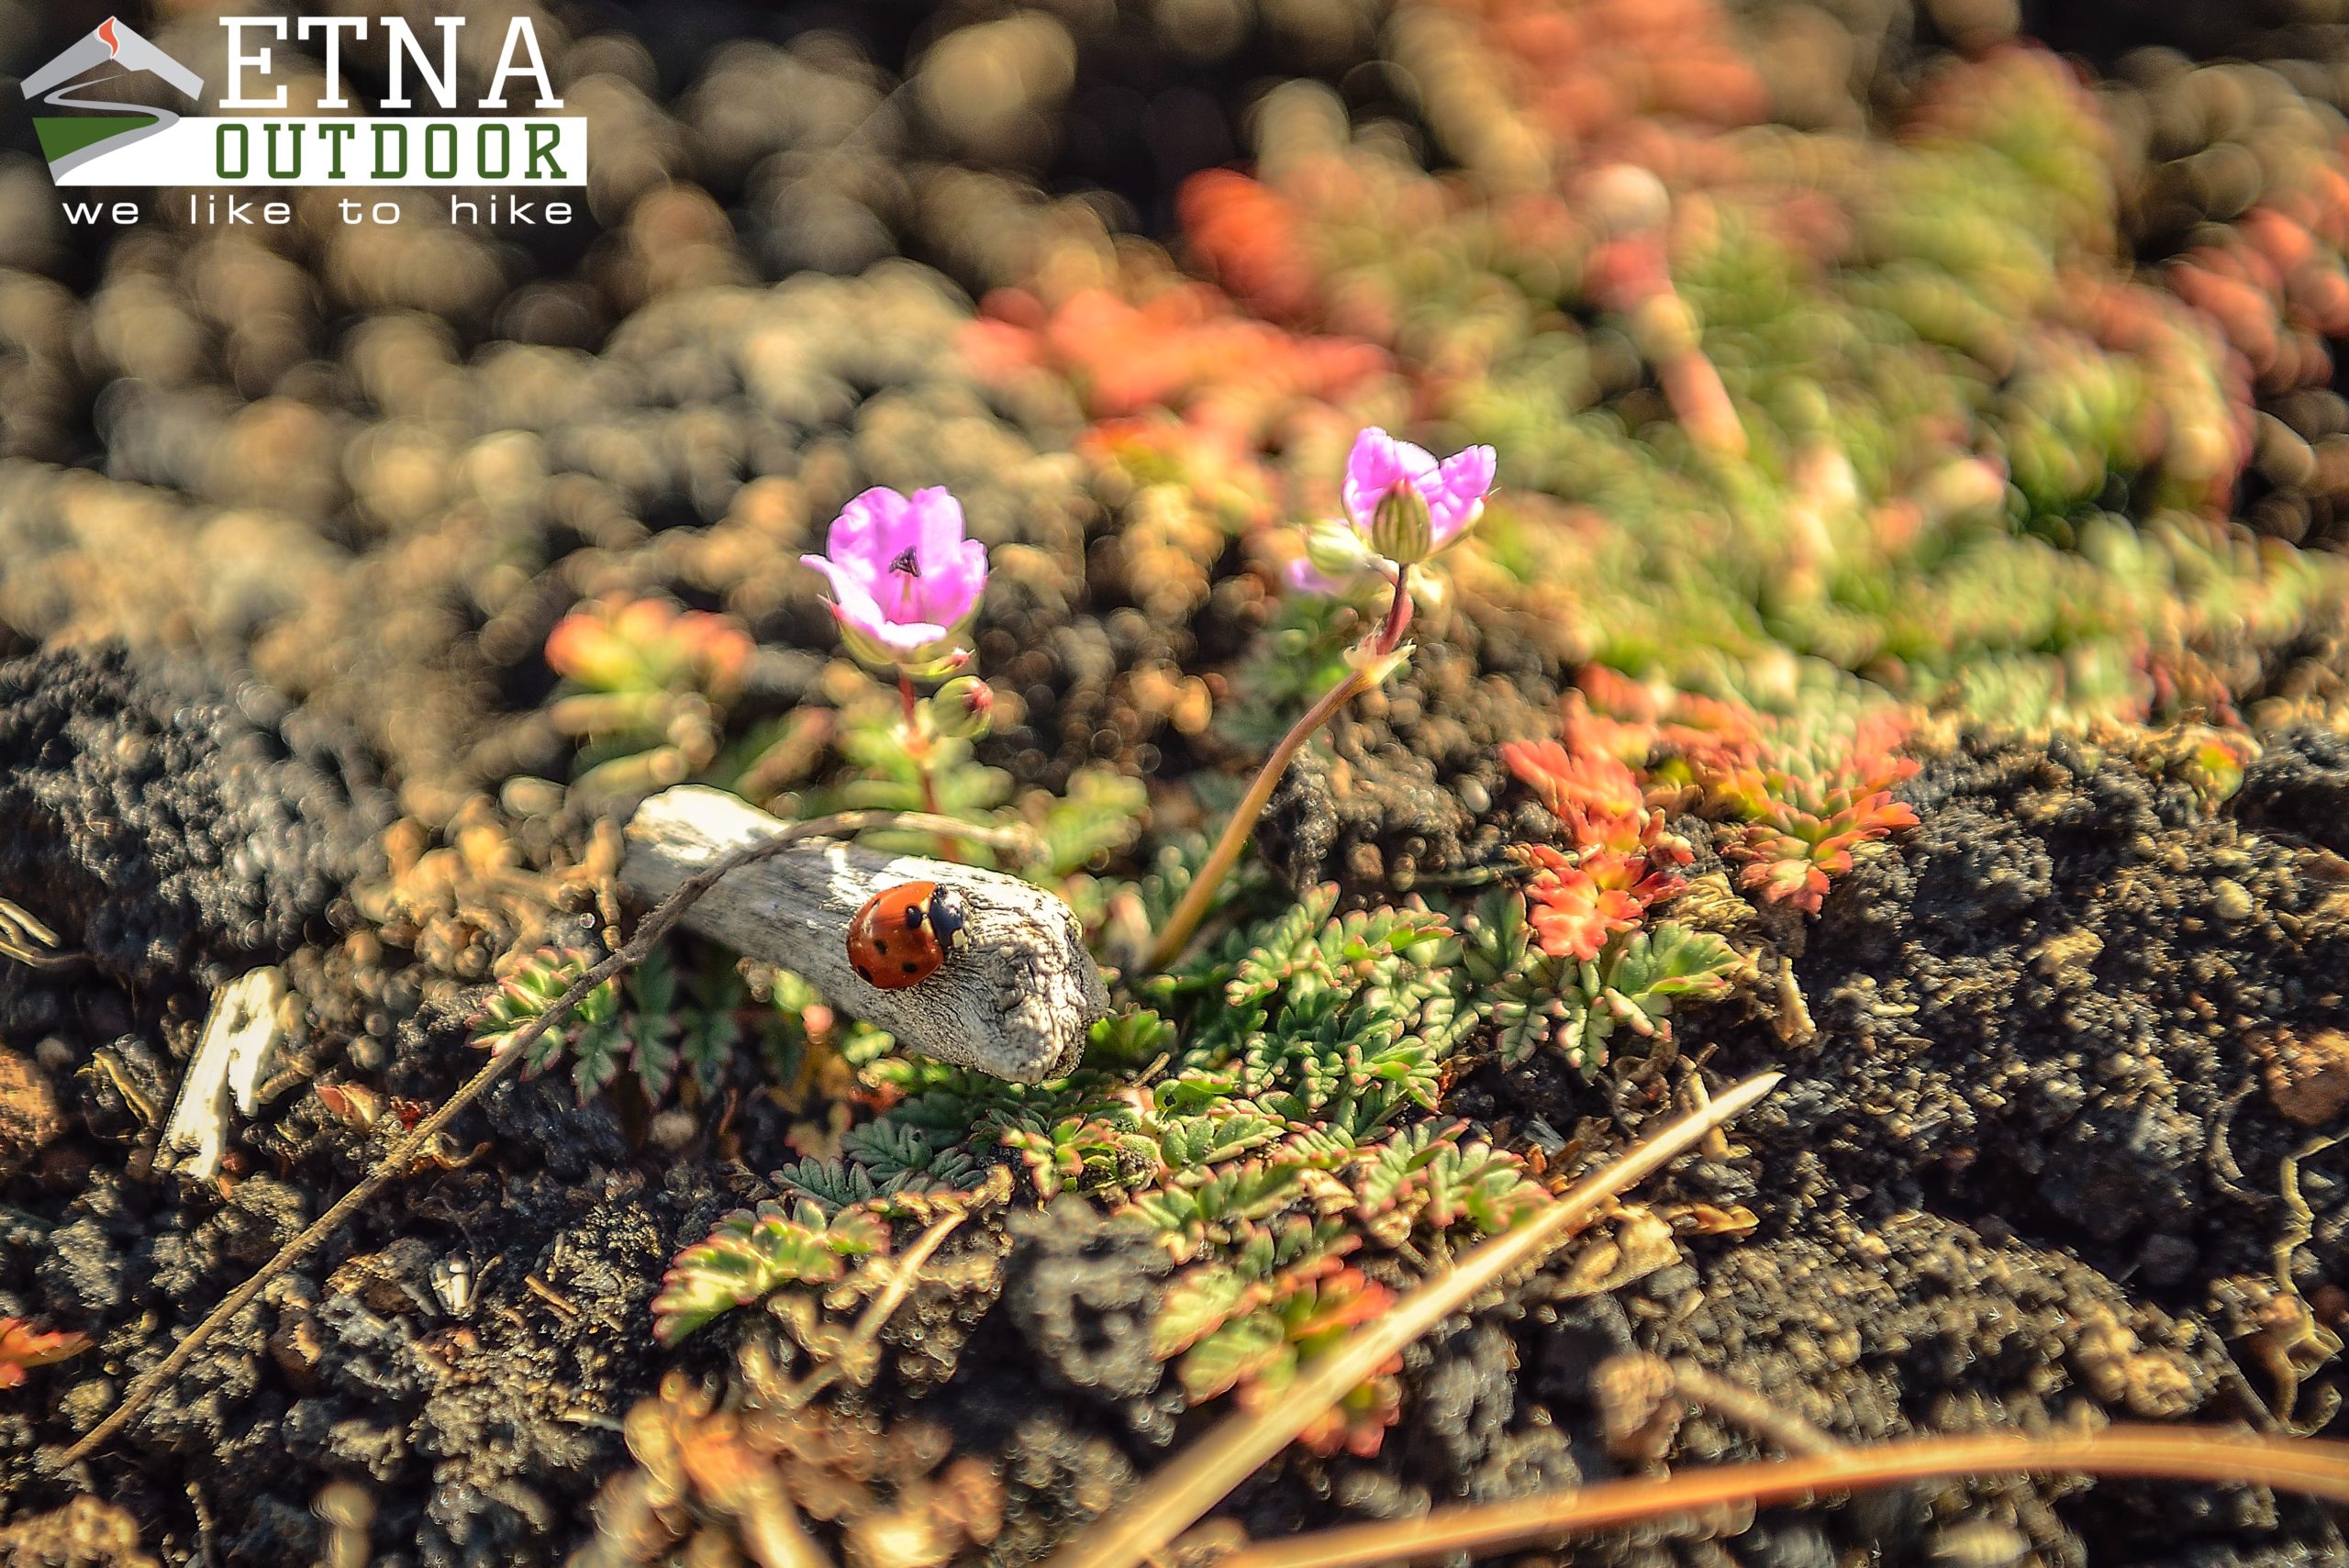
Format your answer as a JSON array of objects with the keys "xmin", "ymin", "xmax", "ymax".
[{"xmin": 846, "ymin": 881, "xmax": 970, "ymax": 988}]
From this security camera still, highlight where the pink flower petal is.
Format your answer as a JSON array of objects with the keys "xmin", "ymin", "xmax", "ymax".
[
  {"xmin": 846, "ymin": 609, "xmax": 953, "ymax": 651},
  {"xmin": 1286, "ymin": 557, "xmax": 1352, "ymax": 595},
  {"xmin": 800, "ymin": 554, "xmax": 937, "ymax": 648},
  {"xmin": 910, "ymin": 487, "xmax": 967, "ymax": 569},
  {"xmin": 1341, "ymin": 428, "xmax": 1439, "ymax": 531},
  {"xmin": 802, "ymin": 552, "xmax": 885, "ymax": 634},
  {"xmin": 808, "ymin": 485, "xmax": 986, "ymax": 663},
  {"xmin": 906, "ymin": 488, "xmax": 986, "ymax": 627},
  {"xmin": 1425, "ymin": 444, "xmax": 1496, "ymax": 543},
  {"xmin": 825, "ymin": 487, "xmax": 923, "ymax": 596},
  {"xmin": 919, "ymin": 537, "xmax": 988, "ymax": 628}
]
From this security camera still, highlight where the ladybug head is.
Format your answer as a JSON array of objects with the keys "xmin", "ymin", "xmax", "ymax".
[{"xmin": 926, "ymin": 885, "xmax": 971, "ymax": 951}]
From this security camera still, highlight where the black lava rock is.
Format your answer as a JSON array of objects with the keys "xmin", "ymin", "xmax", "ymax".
[{"xmin": 0, "ymin": 643, "xmax": 388, "ymax": 988}]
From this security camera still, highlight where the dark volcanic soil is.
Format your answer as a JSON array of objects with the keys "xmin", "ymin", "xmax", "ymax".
[{"xmin": 5, "ymin": 637, "xmax": 2349, "ymax": 1565}]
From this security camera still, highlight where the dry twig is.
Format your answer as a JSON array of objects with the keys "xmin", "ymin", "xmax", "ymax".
[
  {"xmin": 1668, "ymin": 1357, "xmax": 1842, "ymax": 1457},
  {"xmin": 623, "ymin": 786, "xmax": 1107, "ymax": 1082}
]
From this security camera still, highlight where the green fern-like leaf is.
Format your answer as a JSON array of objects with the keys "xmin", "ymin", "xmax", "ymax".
[
  {"xmin": 1487, "ymin": 971, "xmax": 1573, "ymax": 1066},
  {"xmin": 1154, "ymin": 1265, "xmax": 1259, "ymax": 1360},
  {"xmin": 570, "ymin": 1017, "xmax": 629, "ymax": 1100},
  {"xmin": 1225, "ymin": 887, "xmax": 1341, "ymax": 1008},
  {"xmin": 841, "ymin": 1120, "xmax": 944, "ymax": 1183},
  {"xmin": 1461, "ymin": 887, "xmax": 1533, "ymax": 987},
  {"xmin": 471, "ymin": 947, "xmax": 616, "ymax": 1063},
  {"xmin": 1178, "ymin": 1310, "xmax": 1292, "ymax": 1401},
  {"xmin": 1607, "ymin": 923, "xmax": 1743, "ymax": 1009},
  {"xmin": 1431, "ymin": 1141, "xmax": 1545, "ymax": 1234},
  {"xmin": 632, "ymin": 944, "xmax": 677, "ymax": 1019},
  {"xmin": 1000, "ymin": 1114, "xmax": 1163, "ymax": 1199},
  {"xmin": 678, "ymin": 1009, "xmax": 739, "ymax": 1095},
  {"xmin": 774, "ymin": 1157, "xmax": 887, "ymax": 1212},
  {"xmin": 651, "ymin": 1199, "xmax": 889, "ymax": 1347},
  {"xmin": 1132, "ymin": 1160, "xmax": 1306, "ymax": 1244},
  {"xmin": 1155, "ymin": 1109, "xmax": 1287, "ymax": 1169}
]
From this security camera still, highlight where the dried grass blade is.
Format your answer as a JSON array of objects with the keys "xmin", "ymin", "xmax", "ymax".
[
  {"xmin": 1220, "ymin": 1425, "xmax": 2349, "ymax": 1568},
  {"xmin": 1043, "ymin": 1069, "xmax": 1787, "ymax": 1568}
]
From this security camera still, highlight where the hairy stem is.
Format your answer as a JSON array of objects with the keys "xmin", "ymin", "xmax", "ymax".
[
  {"xmin": 900, "ymin": 670, "xmax": 954, "ymax": 858},
  {"xmin": 1142, "ymin": 570, "xmax": 1413, "ymax": 974}
]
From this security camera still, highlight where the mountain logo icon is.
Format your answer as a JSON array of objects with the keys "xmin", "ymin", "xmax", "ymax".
[{"xmin": 20, "ymin": 17, "xmax": 207, "ymax": 176}]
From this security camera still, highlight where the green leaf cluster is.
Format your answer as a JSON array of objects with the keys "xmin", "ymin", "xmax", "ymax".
[
  {"xmin": 1468, "ymin": 893, "xmax": 1743, "ymax": 1073},
  {"xmin": 649, "ymin": 1199, "xmax": 889, "ymax": 1346}
]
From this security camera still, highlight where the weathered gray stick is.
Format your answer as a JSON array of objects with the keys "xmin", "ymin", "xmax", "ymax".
[{"xmin": 623, "ymin": 785, "xmax": 1109, "ymax": 1083}]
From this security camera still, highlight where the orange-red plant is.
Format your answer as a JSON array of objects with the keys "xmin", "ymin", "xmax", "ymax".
[
  {"xmin": 1502, "ymin": 734, "xmax": 1697, "ymax": 961},
  {"xmin": 0, "ymin": 1317, "xmax": 89, "ymax": 1389},
  {"xmin": 1510, "ymin": 669, "xmax": 1920, "ymax": 919},
  {"xmin": 964, "ymin": 284, "xmax": 1388, "ymax": 454}
]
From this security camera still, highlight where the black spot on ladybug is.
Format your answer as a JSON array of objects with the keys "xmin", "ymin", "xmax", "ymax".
[{"xmin": 901, "ymin": 960, "xmax": 919, "ymax": 974}]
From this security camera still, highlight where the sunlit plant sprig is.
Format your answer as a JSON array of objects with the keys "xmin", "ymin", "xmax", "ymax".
[
  {"xmin": 469, "ymin": 943, "xmax": 748, "ymax": 1104},
  {"xmin": 649, "ymin": 884, "xmax": 1542, "ymax": 1362},
  {"xmin": 0, "ymin": 1316, "xmax": 90, "ymax": 1391},
  {"xmin": 650, "ymin": 1198, "xmax": 891, "ymax": 1348},
  {"xmin": 1144, "ymin": 428, "xmax": 1497, "ymax": 970},
  {"xmin": 544, "ymin": 595, "xmax": 755, "ymax": 803}
]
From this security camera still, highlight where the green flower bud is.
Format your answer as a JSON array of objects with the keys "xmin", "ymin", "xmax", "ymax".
[
  {"xmin": 930, "ymin": 676, "xmax": 995, "ymax": 740},
  {"xmin": 1369, "ymin": 484, "xmax": 1434, "ymax": 566},
  {"xmin": 1305, "ymin": 517, "xmax": 1374, "ymax": 582}
]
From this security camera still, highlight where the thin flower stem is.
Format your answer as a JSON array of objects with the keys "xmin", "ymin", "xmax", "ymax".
[
  {"xmin": 1374, "ymin": 566, "xmax": 1414, "ymax": 652},
  {"xmin": 1143, "ymin": 665, "xmax": 1369, "ymax": 973},
  {"xmin": 1141, "ymin": 571, "xmax": 1414, "ymax": 974},
  {"xmin": 899, "ymin": 671, "xmax": 954, "ymax": 858}
]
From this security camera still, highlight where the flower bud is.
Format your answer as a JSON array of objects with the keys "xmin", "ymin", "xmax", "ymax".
[
  {"xmin": 1369, "ymin": 483, "xmax": 1434, "ymax": 566},
  {"xmin": 930, "ymin": 675, "xmax": 995, "ymax": 740},
  {"xmin": 1304, "ymin": 517, "xmax": 1374, "ymax": 582}
]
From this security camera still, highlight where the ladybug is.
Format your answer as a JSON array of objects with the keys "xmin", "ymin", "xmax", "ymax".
[{"xmin": 846, "ymin": 881, "xmax": 970, "ymax": 988}]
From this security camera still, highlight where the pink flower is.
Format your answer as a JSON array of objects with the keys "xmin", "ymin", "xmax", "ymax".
[
  {"xmin": 1342, "ymin": 428, "xmax": 1496, "ymax": 547},
  {"xmin": 801, "ymin": 486, "xmax": 987, "ymax": 674},
  {"xmin": 1292, "ymin": 428, "xmax": 1496, "ymax": 593}
]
